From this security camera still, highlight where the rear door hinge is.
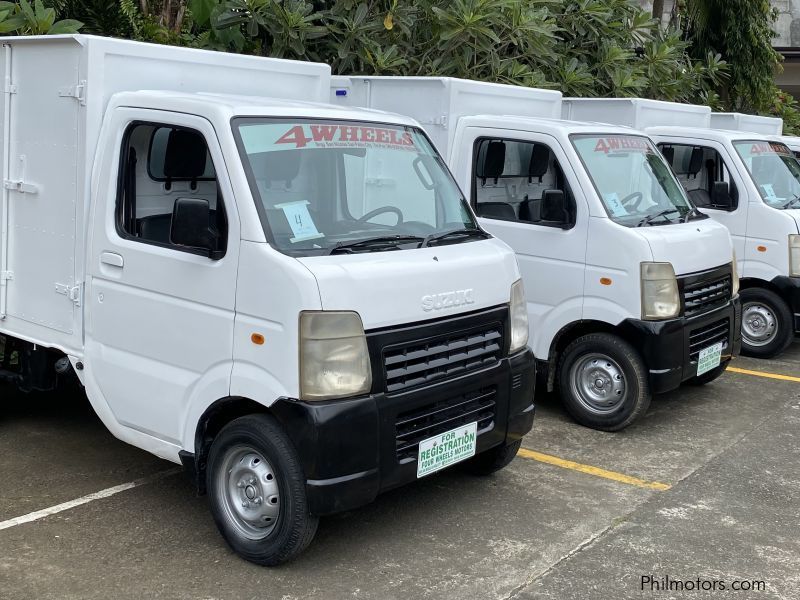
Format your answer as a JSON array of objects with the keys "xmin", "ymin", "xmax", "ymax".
[
  {"xmin": 58, "ymin": 80, "xmax": 86, "ymax": 105},
  {"xmin": 55, "ymin": 283, "xmax": 82, "ymax": 306},
  {"xmin": 0, "ymin": 270, "xmax": 13, "ymax": 282}
]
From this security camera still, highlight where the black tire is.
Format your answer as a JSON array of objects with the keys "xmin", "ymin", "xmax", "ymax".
[
  {"xmin": 686, "ymin": 360, "xmax": 729, "ymax": 386},
  {"xmin": 740, "ymin": 287, "xmax": 794, "ymax": 359},
  {"xmin": 206, "ymin": 414, "xmax": 318, "ymax": 566},
  {"xmin": 556, "ymin": 333, "xmax": 650, "ymax": 432},
  {"xmin": 461, "ymin": 440, "xmax": 521, "ymax": 475}
]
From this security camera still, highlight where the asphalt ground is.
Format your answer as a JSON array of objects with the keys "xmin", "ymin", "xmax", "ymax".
[{"xmin": 1, "ymin": 344, "xmax": 799, "ymax": 600}]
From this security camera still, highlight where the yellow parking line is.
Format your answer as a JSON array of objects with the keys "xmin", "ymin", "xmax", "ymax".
[
  {"xmin": 727, "ymin": 366, "xmax": 800, "ymax": 383},
  {"xmin": 517, "ymin": 448, "xmax": 672, "ymax": 491}
]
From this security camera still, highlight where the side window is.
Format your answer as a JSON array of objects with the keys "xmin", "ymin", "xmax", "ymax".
[
  {"xmin": 659, "ymin": 143, "xmax": 738, "ymax": 210},
  {"xmin": 117, "ymin": 123, "xmax": 228, "ymax": 257},
  {"xmin": 472, "ymin": 138, "xmax": 575, "ymax": 227}
]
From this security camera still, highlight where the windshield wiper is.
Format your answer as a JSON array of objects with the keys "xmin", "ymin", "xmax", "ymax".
[
  {"xmin": 782, "ymin": 195, "xmax": 800, "ymax": 209},
  {"xmin": 327, "ymin": 235, "xmax": 424, "ymax": 255},
  {"xmin": 419, "ymin": 228, "xmax": 490, "ymax": 248},
  {"xmin": 636, "ymin": 209, "xmax": 681, "ymax": 227}
]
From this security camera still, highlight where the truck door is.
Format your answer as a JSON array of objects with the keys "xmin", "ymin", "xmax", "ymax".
[
  {"xmin": 457, "ymin": 128, "xmax": 588, "ymax": 360},
  {"xmin": 86, "ymin": 110, "xmax": 239, "ymax": 448},
  {"xmin": 656, "ymin": 138, "xmax": 748, "ymax": 262}
]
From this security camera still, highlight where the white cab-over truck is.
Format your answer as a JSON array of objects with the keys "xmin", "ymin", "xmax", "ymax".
[
  {"xmin": 0, "ymin": 36, "xmax": 536, "ymax": 565},
  {"xmin": 331, "ymin": 77, "xmax": 740, "ymax": 432},
  {"xmin": 566, "ymin": 99, "xmax": 796, "ymax": 358}
]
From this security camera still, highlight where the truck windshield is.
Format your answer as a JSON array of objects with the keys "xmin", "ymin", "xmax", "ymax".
[
  {"xmin": 232, "ymin": 118, "xmax": 480, "ymax": 256},
  {"xmin": 571, "ymin": 134, "xmax": 696, "ymax": 227},
  {"xmin": 733, "ymin": 140, "xmax": 800, "ymax": 209}
]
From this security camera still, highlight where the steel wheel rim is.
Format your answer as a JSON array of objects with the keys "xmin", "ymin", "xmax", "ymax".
[
  {"xmin": 742, "ymin": 302, "xmax": 778, "ymax": 347},
  {"xmin": 569, "ymin": 353, "xmax": 627, "ymax": 415},
  {"xmin": 217, "ymin": 445, "xmax": 281, "ymax": 540}
]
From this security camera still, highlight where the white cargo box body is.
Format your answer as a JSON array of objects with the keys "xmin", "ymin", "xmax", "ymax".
[
  {"xmin": 0, "ymin": 35, "xmax": 330, "ymax": 355},
  {"xmin": 562, "ymin": 98, "xmax": 711, "ymax": 130},
  {"xmin": 710, "ymin": 112, "xmax": 783, "ymax": 135},
  {"xmin": 330, "ymin": 76, "xmax": 562, "ymax": 156}
]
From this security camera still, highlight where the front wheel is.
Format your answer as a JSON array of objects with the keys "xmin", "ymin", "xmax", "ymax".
[
  {"xmin": 557, "ymin": 333, "xmax": 650, "ymax": 432},
  {"xmin": 207, "ymin": 414, "xmax": 318, "ymax": 566},
  {"xmin": 740, "ymin": 287, "xmax": 793, "ymax": 359}
]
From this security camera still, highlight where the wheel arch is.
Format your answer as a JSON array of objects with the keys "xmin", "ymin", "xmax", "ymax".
[
  {"xmin": 184, "ymin": 396, "xmax": 273, "ymax": 494},
  {"xmin": 544, "ymin": 320, "xmax": 632, "ymax": 391}
]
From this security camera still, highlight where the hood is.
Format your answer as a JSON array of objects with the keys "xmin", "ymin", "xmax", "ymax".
[
  {"xmin": 298, "ymin": 238, "xmax": 519, "ymax": 329},
  {"xmin": 634, "ymin": 218, "xmax": 733, "ymax": 276}
]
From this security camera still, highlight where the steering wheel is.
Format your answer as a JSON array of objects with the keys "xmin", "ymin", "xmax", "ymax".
[
  {"xmin": 357, "ymin": 206, "xmax": 404, "ymax": 225},
  {"xmin": 620, "ymin": 192, "xmax": 643, "ymax": 211}
]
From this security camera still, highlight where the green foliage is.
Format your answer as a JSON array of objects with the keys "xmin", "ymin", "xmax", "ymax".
[
  {"xmin": 0, "ymin": 0, "xmax": 81, "ymax": 34},
  {"xmin": 680, "ymin": 0, "xmax": 799, "ymax": 133}
]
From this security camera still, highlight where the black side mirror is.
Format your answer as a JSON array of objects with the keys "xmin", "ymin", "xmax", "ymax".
[
  {"xmin": 711, "ymin": 181, "xmax": 733, "ymax": 210},
  {"xmin": 170, "ymin": 198, "xmax": 222, "ymax": 259},
  {"xmin": 541, "ymin": 189, "xmax": 570, "ymax": 228}
]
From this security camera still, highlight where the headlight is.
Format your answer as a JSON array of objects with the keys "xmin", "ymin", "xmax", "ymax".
[
  {"xmin": 509, "ymin": 279, "xmax": 529, "ymax": 354},
  {"xmin": 641, "ymin": 262, "xmax": 680, "ymax": 320},
  {"xmin": 731, "ymin": 250, "xmax": 740, "ymax": 296},
  {"xmin": 790, "ymin": 235, "xmax": 800, "ymax": 277},
  {"xmin": 299, "ymin": 311, "xmax": 372, "ymax": 401}
]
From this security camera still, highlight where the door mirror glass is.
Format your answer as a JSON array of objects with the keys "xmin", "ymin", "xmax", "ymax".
[
  {"xmin": 170, "ymin": 198, "xmax": 221, "ymax": 258},
  {"xmin": 711, "ymin": 181, "xmax": 733, "ymax": 210}
]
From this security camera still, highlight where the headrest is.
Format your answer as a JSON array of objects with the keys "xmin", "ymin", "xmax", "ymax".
[
  {"xmin": 528, "ymin": 145, "xmax": 550, "ymax": 179},
  {"xmin": 661, "ymin": 146, "xmax": 675, "ymax": 166},
  {"xmin": 687, "ymin": 147, "xmax": 704, "ymax": 175},
  {"xmin": 263, "ymin": 150, "xmax": 302, "ymax": 183},
  {"xmin": 164, "ymin": 129, "xmax": 207, "ymax": 179},
  {"xmin": 478, "ymin": 141, "xmax": 506, "ymax": 180}
]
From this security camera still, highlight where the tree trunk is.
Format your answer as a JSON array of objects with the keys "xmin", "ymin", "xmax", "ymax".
[
  {"xmin": 173, "ymin": 0, "xmax": 187, "ymax": 33},
  {"xmin": 161, "ymin": 0, "xmax": 173, "ymax": 26},
  {"xmin": 652, "ymin": 0, "xmax": 665, "ymax": 24},
  {"xmin": 139, "ymin": 0, "xmax": 149, "ymax": 16}
]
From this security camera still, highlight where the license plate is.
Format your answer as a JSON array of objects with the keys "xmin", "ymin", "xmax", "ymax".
[
  {"xmin": 417, "ymin": 421, "xmax": 477, "ymax": 478},
  {"xmin": 697, "ymin": 341, "xmax": 724, "ymax": 376}
]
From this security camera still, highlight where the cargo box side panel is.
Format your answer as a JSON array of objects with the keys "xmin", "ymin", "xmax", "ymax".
[{"xmin": 3, "ymin": 41, "xmax": 83, "ymax": 350}]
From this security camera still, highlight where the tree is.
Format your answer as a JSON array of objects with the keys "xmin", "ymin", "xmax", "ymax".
[{"xmin": 0, "ymin": 0, "xmax": 81, "ymax": 34}]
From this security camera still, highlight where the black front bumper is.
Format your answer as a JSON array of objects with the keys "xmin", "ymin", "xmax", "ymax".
[
  {"xmin": 620, "ymin": 297, "xmax": 742, "ymax": 394},
  {"xmin": 270, "ymin": 348, "xmax": 535, "ymax": 516},
  {"xmin": 772, "ymin": 276, "xmax": 800, "ymax": 331}
]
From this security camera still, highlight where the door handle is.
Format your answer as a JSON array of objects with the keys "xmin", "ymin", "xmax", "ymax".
[{"xmin": 100, "ymin": 252, "xmax": 124, "ymax": 268}]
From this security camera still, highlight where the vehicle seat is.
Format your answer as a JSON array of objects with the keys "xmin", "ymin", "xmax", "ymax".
[
  {"xmin": 687, "ymin": 147, "xmax": 704, "ymax": 180},
  {"xmin": 688, "ymin": 189, "xmax": 711, "ymax": 207},
  {"xmin": 163, "ymin": 129, "xmax": 208, "ymax": 190},
  {"xmin": 477, "ymin": 202, "xmax": 517, "ymax": 221},
  {"xmin": 477, "ymin": 141, "xmax": 506, "ymax": 185},
  {"xmin": 137, "ymin": 213, "xmax": 172, "ymax": 243}
]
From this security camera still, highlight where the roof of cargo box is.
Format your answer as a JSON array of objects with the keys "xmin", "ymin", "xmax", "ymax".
[
  {"xmin": 709, "ymin": 112, "xmax": 784, "ymax": 135},
  {"xmin": 561, "ymin": 98, "xmax": 711, "ymax": 130}
]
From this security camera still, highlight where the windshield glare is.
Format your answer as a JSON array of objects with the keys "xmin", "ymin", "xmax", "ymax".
[
  {"xmin": 233, "ymin": 119, "xmax": 477, "ymax": 256},
  {"xmin": 572, "ymin": 134, "xmax": 694, "ymax": 226},
  {"xmin": 733, "ymin": 141, "xmax": 800, "ymax": 209}
]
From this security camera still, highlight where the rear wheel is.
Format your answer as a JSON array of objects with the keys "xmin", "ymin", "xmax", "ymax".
[
  {"xmin": 740, "ymin": 288, "xmax": 793, "ymax": 358},
  {"xmin": 207, "ymin": 414, "xmax": 318, "ymax": 566},
  {"xmin": 557, "ymin": 333, "xmax": 650, "ymax": 432},
  {"xmin": 461, "ymin": 440, "xmax": 521, "ymax": 475}
]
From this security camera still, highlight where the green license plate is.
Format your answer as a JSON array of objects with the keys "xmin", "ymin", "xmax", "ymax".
[
  {"xmin": 697, "ymin": 341, "xmax": 723, "ymax": 376},
  {"xmin": 417, "ymin": 422, "xmax": 477, "ymax": 478}
]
